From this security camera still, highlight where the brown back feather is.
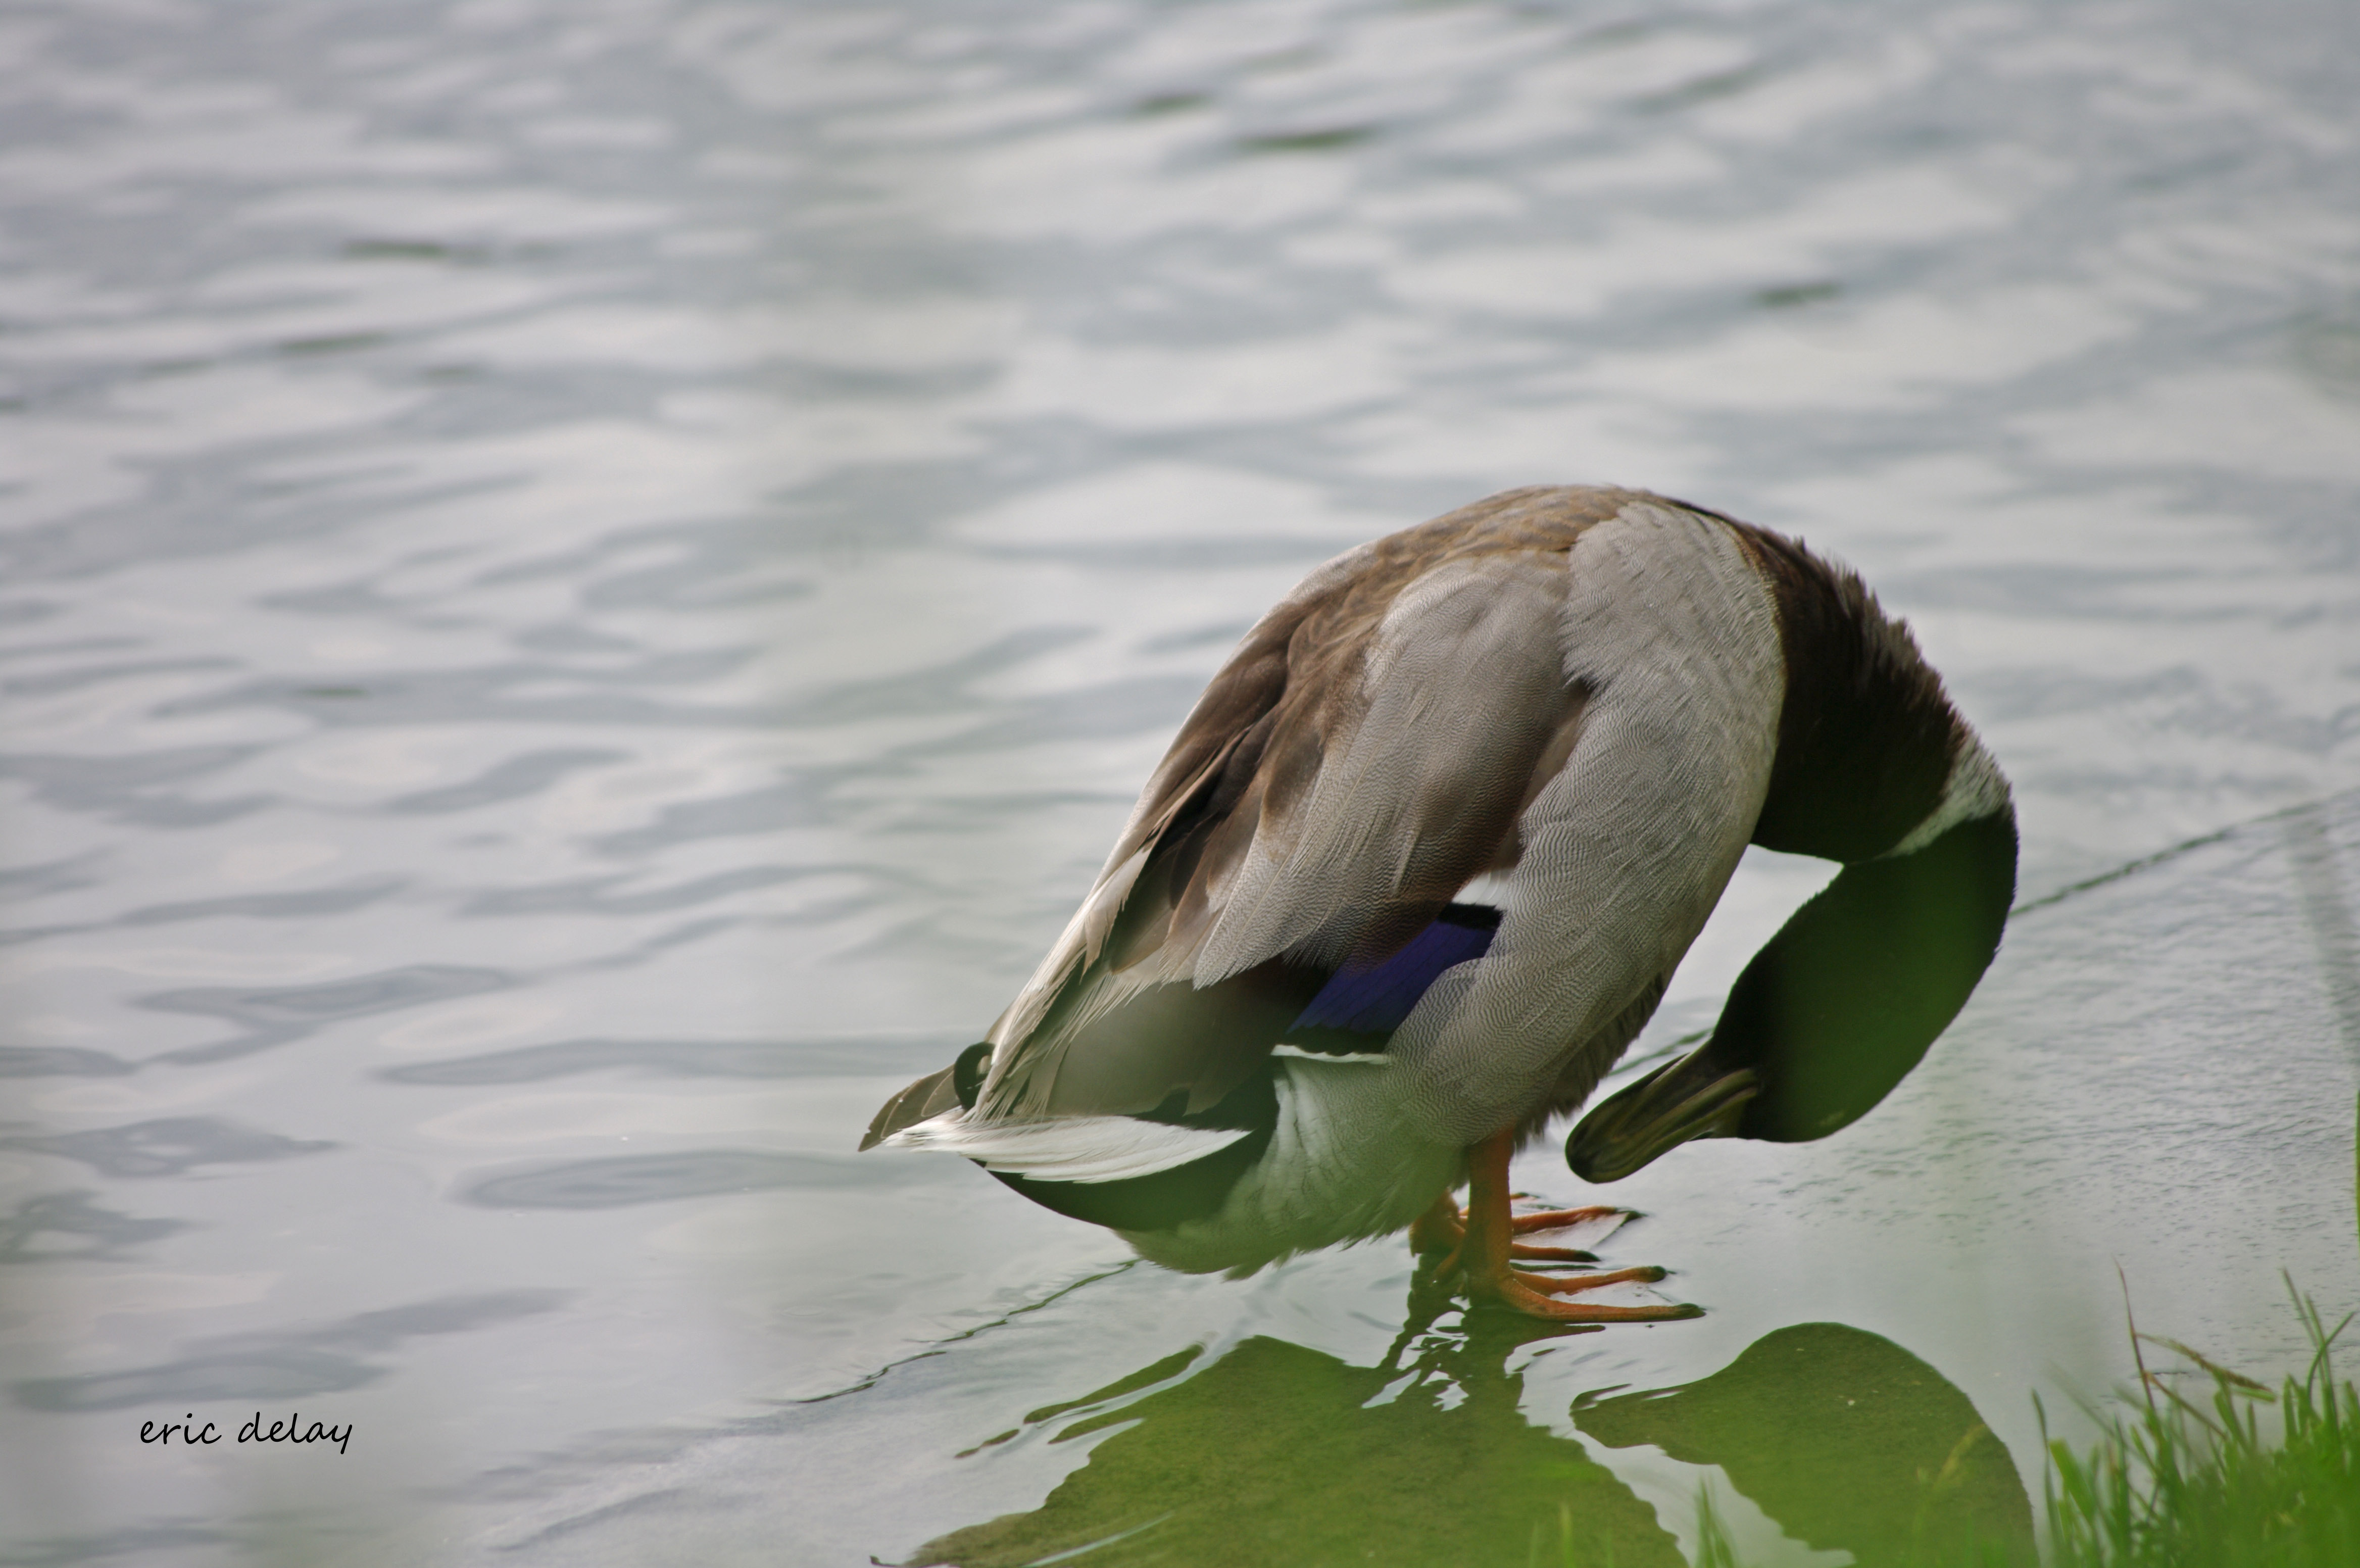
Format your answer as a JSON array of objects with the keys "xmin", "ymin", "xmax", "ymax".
[{"xmin": 982, "ymin": 486, "xmax": 1630, "ymax": 1120}]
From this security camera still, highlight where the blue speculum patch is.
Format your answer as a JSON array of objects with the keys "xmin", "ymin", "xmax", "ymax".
[{"xmin": 1288, "ymin": 906, "xmax": 1501, "ymax": 1037}]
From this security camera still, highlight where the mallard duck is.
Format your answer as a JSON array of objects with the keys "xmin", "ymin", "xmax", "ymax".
[{"xmin": 863, "ymin": 486, "xmax": 2016, "ymax": 1321}]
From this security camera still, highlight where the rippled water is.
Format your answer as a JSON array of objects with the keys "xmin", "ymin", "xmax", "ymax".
[{"xmin": 3, "ymin": 0, "xmax": 2357, "ymax": 1562}]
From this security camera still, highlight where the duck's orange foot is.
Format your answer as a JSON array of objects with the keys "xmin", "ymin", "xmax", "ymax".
[
  {"xmin": 1408, "ymin": 1194, "xmax": 1625, "ymax": 1272},
  {"xmin": 1502, "ymin": 1203, "xmax": 1625, "ymax": 1261},
  {"xmin": 1464, "ymin": 1256, "xmax": 1702, "ymax": 1323},
  {"xmin": 1420, "ymin": 1131, "xmax": 1704, "ymax": 1326},
  {"xmin": 1478, "ymin": 1268, "xmax": 1705, "ymax": 1324}
]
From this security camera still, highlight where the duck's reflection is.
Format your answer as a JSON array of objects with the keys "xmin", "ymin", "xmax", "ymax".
[
  {"xmin": 911, "ymin": 1316, "xmax": 1684, "ymax": 1568},
  {"xmin": 1572, "ymin": 1322, "xmax": 2034, "ymax": 1565},
  {"xmin": 907, "ymin": 1316, "xmax": 2030, "ymax": 1567}
]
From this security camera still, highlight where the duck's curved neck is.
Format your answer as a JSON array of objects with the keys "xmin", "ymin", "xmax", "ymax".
[
  {"xmin": 1565, "ymin": 804, "xmax": 2016, "ymax": 1181},
  {"xmin": 1737, "ymin": 522, "xmax": 1968, "ymax": 864},
  {"xmin": 1722, "ymin": 805, "xmax": 2017, "ymax": 1141},
  {"xmin": 1566, "ymin": 520, "xmax": 2019, "ymax": 1182}
]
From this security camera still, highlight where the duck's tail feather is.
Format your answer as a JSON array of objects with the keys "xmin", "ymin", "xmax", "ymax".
[
  {"xmin": 859, "ymin": 1064, "xmax": 960, "ymax": 1151},
  {"xmin": 880, "ymin": 1108, "xmax": 1252, "ymax": 1184}
]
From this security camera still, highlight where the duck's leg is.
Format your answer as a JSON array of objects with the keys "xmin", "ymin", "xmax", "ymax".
[
  {"xmin": 1410, "ymin": 1191, "xmax": 1610, "ymax": 1273},
  {"xmin": 1456, "ymin": 1129, "xmax": 1702, "ymax": 1322},
  {"xmin": 1409, "ymin": 1191, "xmax": 1465, "ymax": 1259}
]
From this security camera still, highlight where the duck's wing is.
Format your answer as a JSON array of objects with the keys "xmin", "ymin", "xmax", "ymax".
[
  {"xmin": 1389, "ymin": 500, "xmax": 1788, "ymax": 1145},
  {"xmin": 867, "ymin": 488, "xmax": 1791, "ymax": 1152},
  {"xmin": 971, "ymin": 491, "xmax": 1639, "ymax": 1126}
]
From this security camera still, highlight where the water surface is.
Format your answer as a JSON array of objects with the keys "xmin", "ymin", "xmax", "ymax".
[{"xmin": 2, "ymin": 0, "xmax": 2357, "ymax": 1562}]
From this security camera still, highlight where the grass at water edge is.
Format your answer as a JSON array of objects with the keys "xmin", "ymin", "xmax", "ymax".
[{"xmin": 1659, "ymin": 1280, "xmax": 2360, "ymax": 1568}]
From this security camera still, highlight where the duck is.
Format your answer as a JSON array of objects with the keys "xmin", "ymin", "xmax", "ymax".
[{"xmin": 862, "ymin": 486, "xmax": 2017, "ymax": 1321}]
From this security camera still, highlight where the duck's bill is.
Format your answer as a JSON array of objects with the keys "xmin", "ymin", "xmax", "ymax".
[{"xmin": 1564, "ymin": 1053, "xmax": 1759, "ymax": 1184}]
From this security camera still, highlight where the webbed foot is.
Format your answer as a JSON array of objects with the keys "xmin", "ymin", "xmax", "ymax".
[{"xmin": 1417, "ymin": 1131, "xmax": 1702, "ymax": 1325}]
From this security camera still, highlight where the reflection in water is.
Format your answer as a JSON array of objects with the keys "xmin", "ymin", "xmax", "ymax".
[
  {"xmin": 13, "ymin": 1290, "xmax": 567, "ymax": 1413},
  {"xmin": 141, "ymin": 963, "xmax": 512, "ymax": 1064},
  {"xmin": 4, "ymin": 0, "xmax": 2357, "ymax": 1554},
  {"xmin": 1576, "ymin": 1324, "xmax": 2032, "ymax": 1564},
  {"xmin": 2283, "ymin": 804, "xmax": 2360, "ymax": 1064},
  {"xmin": 457, "ymin": 1149, "xmax": 901, "ymax": 1209},
  {"xmin": 0, "ymin": 1116, "xmax": 334, "ymax": 1179},
  {"xmin": 0, "ymin": 1191, "xmax": 188, "ymax": 1263},
  {"xmin": 910, "ymin": 1318, "xmax": 2028, "ymax": 1567},
  {"xmin": 911, "ymin": 1322, "xmax": 1682, "ymax": 1568}
]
